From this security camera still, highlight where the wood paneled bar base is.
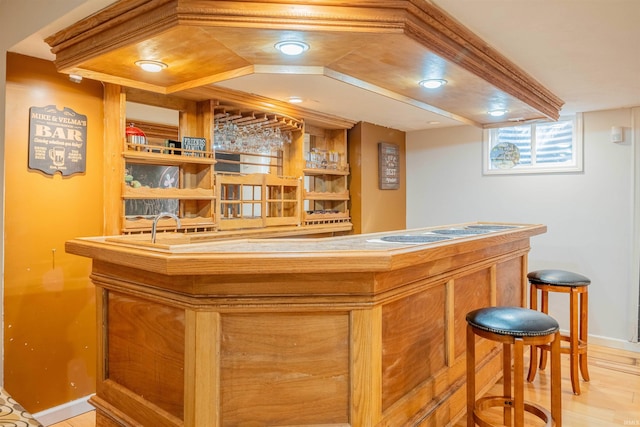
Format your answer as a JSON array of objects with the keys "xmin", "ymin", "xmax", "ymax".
[{"xmin": 66, "ymin": 222, "xmax": 545, "ymax": 427}]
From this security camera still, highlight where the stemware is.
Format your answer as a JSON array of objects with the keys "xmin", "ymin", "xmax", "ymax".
[{"xmin": 213, "ymin": 118, "xmax": 293, "ymax": 155}]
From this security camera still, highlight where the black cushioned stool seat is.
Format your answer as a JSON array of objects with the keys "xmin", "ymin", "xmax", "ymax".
[
  {"xmin": 466, "ymin": 306, "xmax": 562, "ymax": 427},
  {"xmin": 528, "ymin": 269, "xmax": 590, "ymax": 395}
]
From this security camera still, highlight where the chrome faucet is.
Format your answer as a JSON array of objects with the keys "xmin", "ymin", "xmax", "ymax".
[{"xmin": 151, "ymin": 212, "xmax": 181, "ymax": 243}]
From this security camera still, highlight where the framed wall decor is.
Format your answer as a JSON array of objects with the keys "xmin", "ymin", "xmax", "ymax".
[
  {"xmin": 28, "ymin": 105, "xmax": 87, "ymax": 176},
  {"xmin": 378, "ymin": 142, "xmax": 400, "ymax": 190}
]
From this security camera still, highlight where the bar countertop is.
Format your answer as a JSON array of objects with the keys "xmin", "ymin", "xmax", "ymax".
[
  {"xmin": 65, "ymin": 221, "xmax": 546, "ymax": 275},
  {"xmin": 67, "ymin": 220, "xmax": 546, "ymax": 427}
]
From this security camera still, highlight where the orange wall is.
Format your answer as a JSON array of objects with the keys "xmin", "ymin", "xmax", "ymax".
[
  {"xmin": 4, "ymin": 53, "xmax": 104, "ymax": 412},
  {"xmin": 348, "ymin": 122, "xmax": 406, "ymax": 234},
  {"xmin": 1, "ymin": 54, "xmax": 403, "ymax": 414}
]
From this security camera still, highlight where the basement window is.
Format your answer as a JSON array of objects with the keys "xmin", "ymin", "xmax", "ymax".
[{"xmin": 482, "ymin": 114, "xmax": 583, "ymax": 175}]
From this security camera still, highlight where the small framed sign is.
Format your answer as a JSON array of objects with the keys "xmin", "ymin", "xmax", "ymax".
[
  {"xmin": 378, "ymin": 142, "xmax": 400, "ymax": 190},
  {"xmin": 182, "ymin": 136, "xmax": 206, "ymax": 157},
  {"xmin": 165, "ymin": 139, "xmax": 181, "ymax": 155},
  {"xmin": 28, "ymin": 105, "xmax": 87, "ymax": 176}
]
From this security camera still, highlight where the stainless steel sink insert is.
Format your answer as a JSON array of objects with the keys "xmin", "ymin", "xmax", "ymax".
[
  {"xmin": 431, "ymin": 228, "xmax": 492, "ymax": 235},
  {"xmin": 380, "ymin": 235, "xmax": 451, "ymax": 243},
  {"xmin": 467, "ymin": 224, "xmax": 518, "ymax": 230}
]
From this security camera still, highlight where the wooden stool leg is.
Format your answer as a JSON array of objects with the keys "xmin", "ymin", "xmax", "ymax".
[
  {"xmin": 503, "ymin": 342, "xmax": 512, "ymax": 426},
  {"xmin": 579, "ymin": 290, "xmax": 590, "ymax": 382},
  {"xmin": 466, "ymin": 324, "xmax": 476, "ymax": 427},
  {"xmin": 527, "ymin": 345, "xmax": 538, "ymax": 383},
  {"xmin": 569, "ymin": 287, "xmax": 581, "ymax": 395},
  {"xmin": 514, "ymin": 338, "xmax": 524, "ymax": 427},
  {"xmin": 551, "ymin": 331, "xmax": 562, "ymax": 427},
  {"xmin": 539, "ymin": 289, "xmax": 549, "ymax": 370},
  {"xmin": 527, "ymin": 284, "xmax": 539, "ymax": 382}
]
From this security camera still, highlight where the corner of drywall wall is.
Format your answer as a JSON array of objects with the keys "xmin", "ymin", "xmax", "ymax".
[
  {"xmin": 0, "ymin": 49, "xmax": 7, "ymax": 388},
  {"xmin": 4, "ymin": 52, "xmax": 104, "ymax": 413},
  {"xmin": 630, "ymin": 106, "xmax": 640, "ymax": 343},
  {"xmin": 349, "ymin": 122, "xmax": 406, "ymax": 234},
  {"xmin": 347, "ymin": 123, "xmax": 363, "ymax": 234}
]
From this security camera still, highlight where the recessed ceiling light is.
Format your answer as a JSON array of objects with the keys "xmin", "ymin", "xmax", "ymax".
[
  {"xmin": 419, "ymin": 79, "xmax": 447, "ymax": 89},
  {"xmin": 135, "ymin": 60, "xmax": 168, "ymax": 72},
  {"xmin": 68, "ymin": 74, "xmax": 83, "ymax": 83},
  {"xmin": 288, "ymin": 96, "xmax": 303, "ymax": 104},
  {"xmin": 274, "ymin": 41, "xmax": 309, "ymax": 56},
  {"xmin": 488, "ymin": 109, "xmax": 508, "ymax": 117}
]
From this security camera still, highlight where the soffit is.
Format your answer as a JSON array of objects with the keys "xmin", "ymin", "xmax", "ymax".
[{"xmin": 45, "ymin": 0, "xmax": 564, "ymax": 128}]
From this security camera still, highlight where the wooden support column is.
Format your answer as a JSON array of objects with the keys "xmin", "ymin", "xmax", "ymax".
[
  {"xmin": 521, "ymin": 255, "xmax": 529, "ymax": 307},
  {"xmin": 446, "ymin": 279, "xmax": 455, "ymax": 367},
  {"xmin": 179, "ymin": 101, "xmax": 199, "ymax": 139},
  {"xmin": 490, "ymin": 264, "xmax": 497, "ymax": 307},
  {"xmin": 197, "ymin": 100, "xmax": 216, "ymax": 152},
  {"xmin": 184, "ymin": 310, "xmax": 221, "ymax": 427},
  {"xmin": 103, "ymin": 83, "xmax": 125, "ymax": 235},
  {"xmin": 350, "ymin": 307, "xmax": 382, "ymax": 426}
]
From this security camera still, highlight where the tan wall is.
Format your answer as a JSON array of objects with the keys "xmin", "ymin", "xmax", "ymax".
[
  {"xmin": 4, "ymin": 53, "xmax": 104, "ymax": 412},
  {"xmin": 348, "ymin": 122, "xmax": 406, "ymax": 234}
]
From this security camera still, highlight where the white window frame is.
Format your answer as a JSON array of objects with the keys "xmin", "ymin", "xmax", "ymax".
[{"xmin": 482, "ymin": 113, "xmax": 583, "ymax": 175}]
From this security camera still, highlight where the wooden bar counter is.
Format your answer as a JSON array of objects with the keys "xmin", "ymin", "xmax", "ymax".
[{"xmin": 65, "ymin": 222, "xmax": 545, "ymax": 427}]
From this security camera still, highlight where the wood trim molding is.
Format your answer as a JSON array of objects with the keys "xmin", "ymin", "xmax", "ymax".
[
  {"xmin": 103, "ymin": 83, "xmax": 125, "ymax": 235},
  {"xmin": 126, "ymin": 119, "xmax": 179, "ymax": 141},
  {"xmin": 46, "ymin": 0, "xmax": 177, "ymax": 65},
  {"xmin": 46, "ymin": 0, "xmax": 563, "ymax": 125},
  {"xmin": 404, "ymin": 1, "xmax": 563, "ymax": 120}
]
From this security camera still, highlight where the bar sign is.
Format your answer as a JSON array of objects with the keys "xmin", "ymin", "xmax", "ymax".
[
  {"xmin": 182, "ymin": 136, "xmax": 206, "ymax": 157},
  {"xmin": 378, "ymin": 142, "xmax": 400, "ymax": 190},
  {"xmin": 28, "ymin": 105, "xmax": 87, "ymax": 176}
]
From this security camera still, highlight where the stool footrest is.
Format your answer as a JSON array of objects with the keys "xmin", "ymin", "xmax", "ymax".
[
  {"xmin": 474, "ymin": 396, "xmax": 554, "ymax": 427},
  {"xmin": 536, "ymin": 337, "xmax": 588, "ymax": 354},
  {"xmin": 559, "ymin": 335, "xmax": 588, "ymax": 351}
]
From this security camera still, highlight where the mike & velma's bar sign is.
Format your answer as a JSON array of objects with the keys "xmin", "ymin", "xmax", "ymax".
[{"xmin": 28, "ymin": 105, "xmax": 87, "ymax": 176}]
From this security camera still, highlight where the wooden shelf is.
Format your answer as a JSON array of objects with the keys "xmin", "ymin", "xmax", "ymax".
[
  {"xmin": 216, "ymin": 173, "xmax": 301, "ymax": 230},
  {"xmin": 114, "ymin": 92, "xmax": 351, "ymax": 236},
  {"xmin": 265, "ymin": 216, "xmax": 300, "ymax": 227},
  {"xmin": 123, "ymin": 215, "xmax": 216, "ymax": 232},
  {"xmin": 303, "ymin": 211, "xmax": 351, "ymax": 226},
  {"xmin": 124, "ymin": 148, "xmax": 216, "ymax": 166},
  {"xmin": 123, "ymin": 186, "xmax": 215, "ymax": 200},
  {"xmin": 303, "ymin": 167, "xmax": 349, "ymax": 176},
  {"xmin": 304, "ymin": 191, "xmax": 350, "ymax": 201},
  {"xmin": 302, "ymin": 127, "xmax": 350, "ymax": 232},
  {"xmin": 218, "ymin": 217, "xmax": 264, "ymax": 231}
]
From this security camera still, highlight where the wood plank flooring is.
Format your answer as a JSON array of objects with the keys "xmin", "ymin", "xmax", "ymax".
[
  {"xmin": 455, "ymin": 344, "xmax": 640, "ymax": 426},
  {"xmin": 49, "ymin": 410, "xmax": 95, "ymax": 427},
  {"xmin": 50, "ymin": 344, "xmax": 640, "ymax": 427}
]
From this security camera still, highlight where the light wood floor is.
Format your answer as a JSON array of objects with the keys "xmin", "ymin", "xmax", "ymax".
[
  {"xmin": 456, "ymin": 344, "xmax": 640, "ymax": 427},
  {"xmin": 50, "ymin": 344, "xmax": 640, "ymax": 427}
]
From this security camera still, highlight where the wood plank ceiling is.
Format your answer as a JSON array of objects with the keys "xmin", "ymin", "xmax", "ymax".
[{"xmin": 45, "ymin": 0, "xmax": 564, "ymax": 128}]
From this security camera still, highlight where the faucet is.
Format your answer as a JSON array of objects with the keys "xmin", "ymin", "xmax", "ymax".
[{"xmin": 151, "ymin": 212, "xmax": 181, "ymax": 243}]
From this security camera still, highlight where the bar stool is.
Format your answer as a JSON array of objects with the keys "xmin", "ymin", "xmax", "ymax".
[
  {"xmin": 466, "ymin": 306, "xmax": 562, "ymax": 427},
  {"xmin": 527, "ymin": 269, "xmax": 590, "ymax": 395}
]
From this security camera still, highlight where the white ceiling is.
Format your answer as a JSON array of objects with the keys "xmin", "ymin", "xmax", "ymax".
[{"xmin": 10, "ymin": 0, "xmax": 640, "ymax": 132}]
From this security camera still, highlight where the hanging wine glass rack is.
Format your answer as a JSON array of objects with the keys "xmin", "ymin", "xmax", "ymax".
[
  {"xmin": 213, "ymin": 105, "xmax": 303, "ymax": 156},
  {"xmin": 213, "ymin": 105, "xmax": 304, "ymax": 132}
]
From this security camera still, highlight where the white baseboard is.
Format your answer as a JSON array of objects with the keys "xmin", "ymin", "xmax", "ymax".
[
  {"xmin": 32, "ymin": 394, "xmax": 94, "ymax": 426},
  {"xmin": 584, "ymin": 333, "xmax": 640, "ymax": 353}
]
